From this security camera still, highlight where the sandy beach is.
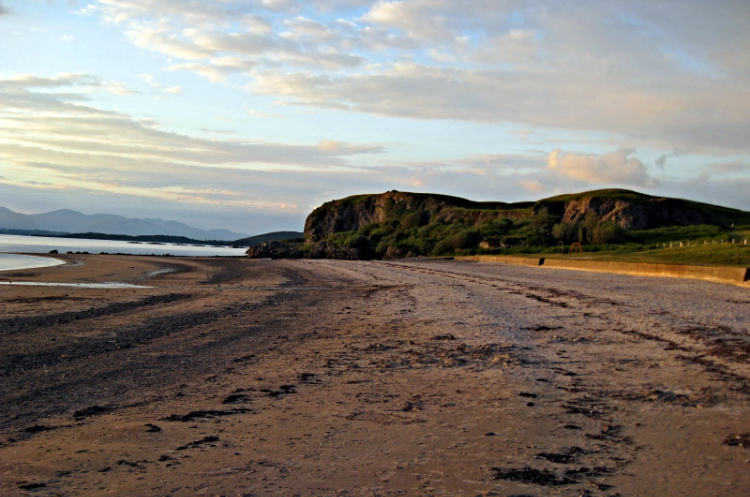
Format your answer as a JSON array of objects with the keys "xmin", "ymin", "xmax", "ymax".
[{"xmin": 0, "ymin": 254, "xmax": 748, "ymax": 496}]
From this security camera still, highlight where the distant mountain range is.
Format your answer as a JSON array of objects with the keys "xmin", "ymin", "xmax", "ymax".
[{"xmin": 0, "ymin": 206, "xmax": 249, "ymax": 241}]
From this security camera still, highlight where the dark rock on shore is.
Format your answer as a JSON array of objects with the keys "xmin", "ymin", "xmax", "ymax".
[
  {"xmin": 246, "ymin": 240, "xmax": 362, "ymax": 260},
  {"xmin": 245, "ymin": 241, "xmax": 302, "ymax": 259}
]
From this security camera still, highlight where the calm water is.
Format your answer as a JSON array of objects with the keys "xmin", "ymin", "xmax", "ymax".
[
  {"xmin": 0, "ymin": 234, "xmax": 247, "ymax": 258},
  {"xmin": 0, "ymin": 253, "xmax": 65, "ymax": 272}
]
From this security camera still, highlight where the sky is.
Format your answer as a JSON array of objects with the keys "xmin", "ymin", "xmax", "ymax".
[{"xmin": 0, "ymin": 0, "xmax": 749, "ymax": 235}]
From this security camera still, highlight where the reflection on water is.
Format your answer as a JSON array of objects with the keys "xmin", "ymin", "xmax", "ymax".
[
  {"xmin": 0, "ymin": 234, "xmax": 247, "ymax": 257},
  {"xmin": 0, "ymin": 281, "xmax": 149, "ymax": 289},
  {"xmin": 0, "ymin": 254, "xmax": 64, "ymax": 272}
]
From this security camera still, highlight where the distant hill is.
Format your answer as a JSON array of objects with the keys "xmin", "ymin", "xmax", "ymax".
[
  {"xmin": 246, "ymin": 189, "xmax": 750, "ymax": 259},
  {"xmin": 0, "ymin": 206, "xmax": 249, "ymax": 241},
  {"xmin": 234, "ymin": 231, "xmax": 303, "ymax": 247}
]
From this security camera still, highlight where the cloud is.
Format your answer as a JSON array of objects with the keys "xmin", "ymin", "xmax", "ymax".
[
  {"xmin": 137, "ymin": 74, "xmax": 183, "ymax": 95},
  {"xmin": 4, "ymin": 2, "xmax": 750, "ymax": 230},
  {"xmin": 168, "ymin": 62, "xmax": 228, "ymax": 82},
  {"xmin": 521, "ymin": 179, "xmax": 545, "ymax": 193},
  {"xmin": 316, "ymin": 140, "xmax": 382, "ymax": 154},
  {"xmin": 705, "ymin": 161, "xmax": 750, "ymax": 174},
  {"xmin": 74, "ymin": 1, "xmax": 750, "ymax": 152},
  {"xmin": 548, "ymin": 148, "xmax": 657, "ymax": 187},
  {"xmin": 657, "ymin": 176, "xmax": 750, "ymax": 213},
  {"xmin": 0, "ymin": 3, "xmax": 8, "ymax": 16},
  {"xmin": 0, "ymin": 72, "xmax": 387, "ymax": 223},
  {"xmin": 655, "ymin": 150, "xmax": 686, "ymax": 170}
]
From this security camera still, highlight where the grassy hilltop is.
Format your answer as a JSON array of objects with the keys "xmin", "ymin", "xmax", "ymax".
[{"xmin": 251, "ymin": 189, "xmax": 750, "ymax": 265}]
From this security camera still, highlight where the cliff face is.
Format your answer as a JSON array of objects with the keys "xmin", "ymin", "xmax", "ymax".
[
  {"xmin": 532, "ymin": 192, "xmax": 742, "ymax": 230},
  {"xmin": 255, "ymin": 188, "xmax": 750, "ymax": 261},
  {"xmin": 304, "ymin": 191, "xmax": 470, "ymax": 240},
  {"xmin": 306, "ymin": 189, "xmax": 749, "ymax": 241}
]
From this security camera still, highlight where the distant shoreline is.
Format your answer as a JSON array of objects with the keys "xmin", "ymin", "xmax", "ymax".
[
  {"xmin": 0, "ymin": 230, "xmax": 304, "ymax": 250},
  {"xmin": 0, "ymin": 229, "xmax": 240, "ymax": 247}
]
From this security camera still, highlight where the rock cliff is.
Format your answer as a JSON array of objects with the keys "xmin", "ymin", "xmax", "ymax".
[
  {"xmin": 304, "ymin": 191, "xmax": 525, "ymax": 240},
  {"xmin": 306, "ymin": 189, "xmax": 748, "ymax": 239},
  {"xmin": 248, "ymin": 189, "xmax": 750, "ymax": 260},
  {"xmin": 531, "ymin": 189, "xmax": 744, "ymax": 230}
]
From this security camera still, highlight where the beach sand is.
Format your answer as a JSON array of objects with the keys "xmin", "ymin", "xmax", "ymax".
[{"xmin": 0, "ymin": 255, "xmax": 748, "ymax": 496}]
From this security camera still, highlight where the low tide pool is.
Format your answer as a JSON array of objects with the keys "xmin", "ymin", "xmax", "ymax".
[
  {"xmin": 0, "ymin": 234, "xmax": 247, "ymax": 257},
  {"xmin": 0, "ymin": 281, "xmax": 148, "ymax": 289}
]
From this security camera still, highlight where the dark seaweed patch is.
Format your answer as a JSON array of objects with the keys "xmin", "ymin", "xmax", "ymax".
[
  {"xmin": 491, "ymin": 466, "xmax": 575, "ymax": 486},
  {"xmin": 73, "ymin": 405, "xmax": 111, "ymax": 419},
  {"xmin": 723, "ymin": 433, "xmax": 750, "ymax": 449},
  {"xmin": 162, "ymin": 409, "xmax": 250, "ymax": 422},
  {"xmin": 176, "ymin": 435, "xmax": 220, "ymax": 451},
  {"xmin": 535, "ymin": 447, "xmax": 586, "ymax": 464}
]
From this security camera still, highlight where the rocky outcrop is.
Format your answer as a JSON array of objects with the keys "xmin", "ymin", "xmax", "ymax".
[
  {"xmin": 532, "ymin": 192, "xmax": 742, "ymax": 230},
  {"xmin": 434, "ymin": 208, "xmax": 528, "ymax": 225},
  {"xmin": 304, "ymin": 191, "xmax": 519, "ymax": 240},
  {"xmin": 246, "ymin": 240, "xmax": 363, "ymax": 260},
  {"xmin": 305, "ymin": 189, "xmax": 749, "ymax": 242},
  {"xmin": 306, "ymin": 192, "xmax": 442, "ymax": 240},
  {"xmin": 245, "ymin": 241, "xmax": 301, "ymax": 259},
  {"xmin": 306, "ymin": 241, "xmax": 363, "ymax": 260}
]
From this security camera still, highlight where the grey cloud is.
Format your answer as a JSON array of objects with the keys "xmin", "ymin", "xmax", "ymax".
[
  {"xmin": 0, "ymin": 72, "xmax": 390, "ymax": 231},
  {"xmin": 0, "ymin": 73, "xmax": 102, "ymax": 89},
  {"xmin": 655, "ymin": 151, "xmax": 687, "ymax": 170},
  {"xmin": 85, "ymin": 0, "xmax": 750, "ymax": 153},
  {"xmin": 658, "ymin": 176, "xmax": 750, "ymax": 213},
  {"xmin": 251, "ymin": 62, "xmax": 750, "ymax": 153},
  {"xmin": 704, "ymin": 161, "xmax": 750, "ymax": 174},
  {"xmin": 0, "ymin": 73, "xmax": 383, "ymax": 168}
]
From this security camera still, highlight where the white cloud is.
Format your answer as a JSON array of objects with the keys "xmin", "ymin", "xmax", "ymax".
[
  {"xmin": 80, "ymin": 0, "xmax": 749, "ymax": 152},
  {"xmin": 548, "ymin": 148, "xmax": 657, "ymax": 187},
  {"xmin": 521, "ymin": 179, "xmax": 545, "ymax": 193},
  {"xmin": 167, "ymin": 62, "xmax": 228, "ymax": 82},
  {"xmin": 0, "ymin": 72, "xmax": 386, "ymax": 217},
  {"xmin": 704, "ymin": 161, "xmax": 749, "ymax": 175}
]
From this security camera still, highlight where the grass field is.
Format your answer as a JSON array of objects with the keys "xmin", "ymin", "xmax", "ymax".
[{"xmin": 542, "ymin": 240, "xmax": 750, "ymax": 267}]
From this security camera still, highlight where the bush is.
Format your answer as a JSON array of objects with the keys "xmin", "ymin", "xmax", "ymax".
[
  {"xmin": 591, "ymin": 222, "xmax": 622, "ymax": 245},
  {"xmin": 400, "ymin": 210, "xmax": 430, "ymax": 229},
  {"xmin": 552, "ymin": 222, "xmax": 578, "ymax": 242},
  {"xmin": 432, "ymin": 229, "xmax": 480, "ymax": 254}
]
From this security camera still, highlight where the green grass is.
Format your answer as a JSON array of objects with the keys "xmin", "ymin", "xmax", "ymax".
[{"xmin": 542, "ymin": 242, "xmax": 750, "ymax": 267}]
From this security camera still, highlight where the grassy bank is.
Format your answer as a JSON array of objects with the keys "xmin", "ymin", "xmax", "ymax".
[{"xmin": 534, "ymin": 242, "xmax": 750, "ymax": 267}]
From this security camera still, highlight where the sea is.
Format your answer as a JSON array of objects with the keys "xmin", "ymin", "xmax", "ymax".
[{"xmin": 0, "ymin": 234, "xmax": 247, "ymax": 272}]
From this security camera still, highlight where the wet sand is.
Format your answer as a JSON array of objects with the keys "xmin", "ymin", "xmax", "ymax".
[{"xmin": 0, "ymin": 255, "xmax": 748, "ymax": 496}]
